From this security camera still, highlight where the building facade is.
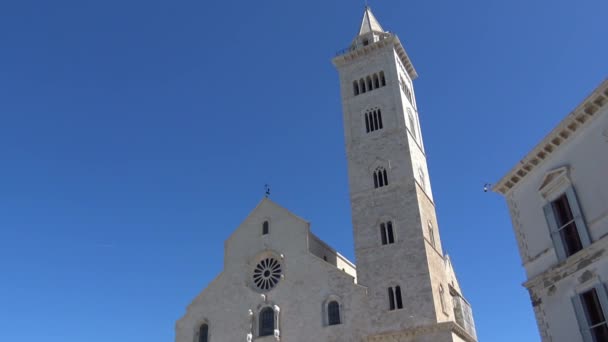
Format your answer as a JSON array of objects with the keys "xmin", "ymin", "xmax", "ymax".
[
  {"xmin": 494, "ymin": 80, "xmax": 608, "ymax": 342},
  {"xmin": 175, "ymin": 8, "xmax": 476, "ymax": 342}
]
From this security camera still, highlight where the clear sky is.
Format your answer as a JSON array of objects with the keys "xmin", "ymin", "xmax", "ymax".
[{"xmin": 0, "ymin": 1, "xmax": 606, "ymax": 341}]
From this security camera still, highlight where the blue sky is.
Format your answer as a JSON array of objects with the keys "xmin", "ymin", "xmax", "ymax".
[{"xmin": 0, "ymin": 1, "xmax": 606, "ymax": 341}]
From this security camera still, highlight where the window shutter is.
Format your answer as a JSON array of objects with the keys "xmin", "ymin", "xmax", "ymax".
[
  {"xmin": 572, "ymin": 295, "xmax": 593, "ymax": 342},
  {"xmin": 596, "ymin": 283, "xmax": 608, "ymax": 326},
  {"xmin": 543, "ymin": 203, "xmax": 566, "ymax": 261},
  {"xmin": 565, "ymin": 186, "xmax": 591, "ymax": 247}
]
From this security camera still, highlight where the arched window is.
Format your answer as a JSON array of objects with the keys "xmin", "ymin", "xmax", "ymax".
[
  {"xmin": 388, "ymin": 286, "xmax": 403, "ymax": 310},
  {"xmin": 374, "ymin": 167, "xmax": 388, "ymax": 189},
  {"xmin": 366, "ymin": 76, "xmax": 373, "ymax": 91},
  {"xmin": 262, "ymin": 221, "xmax": 269, "ymax": 235},
  {"xmin": 365, "ymin": 109, "xmax": 383, "ymax": 133},
  {"xmin": 198, "ymin": 323, "xmax": 208, "ymax": 342},
  {"xmin": 360, "ymin": 79, "xmax": 366, "ymax": 93},
  {"xmin": 353, "ymin": 81, "xmax": 360, "ymax": 96},
  {"xmin": 259, "ymin": 307, "xmax": 275, "ymax": 337},
  {"xmin": 408, "ymin": 110, "xmax": 417, "ymax": 141},
  {"xmin": 328, "ymin": 301, "xmax": 341, "ymax": 325},
  {"xmin": 373, "ymin": 74, "xmax": 380, "ymax": 89},
  {"xmin": 380, "ymin": 71, "xmax": 386, "ymax": 86},
  {"xmin": 380, "ymin": 221, "xmax": 395, "ymax": 245}
]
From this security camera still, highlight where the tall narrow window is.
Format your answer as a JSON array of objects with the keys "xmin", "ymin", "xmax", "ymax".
[
  {"xmin": 259, "ymin": 307, "xmax": 275, "ymax": 337},
  {"xmin": 380, "ymin": 71, "xmax": 386, "ymax": 86},
  {"xmin": 386, "ymin": 221, "xmax": 395, "ymax": 244},
  {"xmin": 262, "ymin": 221, "xmax": 269, "ymax": 235},
  {"xmin": 573, "ymin": 285, "xmax": 608, "ymax": 341},
  {"xmin": 439, "ymin": 285, "xmax": 447, "ymax": 314},
  {"xmin": 383, "ymin": 169, "xmax": 388, "ymax": 186},
  {"xmin": 373, "ymin": 74, "xmax": 380, "ymax": 89},
  {"xmin": 408, "ymin": 111, "xmax": 417, "ymax": 140},
  {"xmin": 353, "ymin": 81, "xmax": 360, "ymax": 96},
  {"xmin": 380, "ymin": 221, "xmax": 395, "ymax": 245},
  {"xmin": 377, "ymin": 109, "xmax": 383, "ymax": 129},
  {"xmin": 388, "ymin": 287, "xmax": 395, "ymax": 311},
  {"xmin": 328, "ymin": 301, "xmax": 341, "ymax": 325},
  {"xmin": 395, "ymin": 286, "xmax": 403, "ymax": 309},
  {"xmin": 543, "ymin": 187, "xmax": 590, "ymax": 261},
  {"xmin": 418, "ymin": 168, "xmax": 426, "ymax": 191},
  {"xmin": 388, "ymin": 286, "xmax": 402, "ymax": 310},
  {"xmin": 380, "ymin": 223, "xmax": 388, "ymax": 245},
  {"xmin": 366, "ymin": 76, "xmax": 373, "ymax": 91},
  {"xmin": 365, "ymin": 113, "xmax": 371, "ymax": 133},
  {"xmin": 198, "ymin": 324, "xmax": 208, "ymax": 342},
  {"xmin": 360, "ymin": 79, "xmax": 366, "ymax": 93},
  {"xmin": 428, "ymin": 221, "xmax": 435, "ymax": 248}
]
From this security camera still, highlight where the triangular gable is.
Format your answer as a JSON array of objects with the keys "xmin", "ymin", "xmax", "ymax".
[{"xmin": 538, "ymin": 166, "xmax": 571, "ymax": 199}]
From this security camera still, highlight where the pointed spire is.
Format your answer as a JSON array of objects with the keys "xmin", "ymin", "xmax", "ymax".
[{"xmin": 358, "ymin": 7, "xmax": 384, "ymax": 36}]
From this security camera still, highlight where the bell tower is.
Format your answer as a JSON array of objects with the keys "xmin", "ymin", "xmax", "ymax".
[{"xmin": 333, "ymin": 7, "xmax": 477, "ymax": 341}]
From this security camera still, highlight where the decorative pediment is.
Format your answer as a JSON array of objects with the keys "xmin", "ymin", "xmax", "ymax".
[{"xmin": 538, "ymin": 166, "xmax": 571, "ymax": 200}]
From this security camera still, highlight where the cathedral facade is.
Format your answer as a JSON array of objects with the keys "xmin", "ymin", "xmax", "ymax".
[{"xmin": 175, "ymin": 8, "xmax": 477, "ymax": 342}]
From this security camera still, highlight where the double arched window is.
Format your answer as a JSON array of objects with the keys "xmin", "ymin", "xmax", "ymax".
[
  {"xmin": 380, "ymin": 221, "xmax": 395, "ymax": 245},
  {"xmin": 365, "ymin": 108, "xmax": 383, "ymax": 133},
  {"xmin": 198, "ymin": 323, "xmax": 208, "ymax": 342},
  {"xmin": 259, "ymin": 307, "xmax": 275, "ymax": 337},
  {"xmin": 373, "ymin": 167, "xmax": 389, "ymax": 189},
  {"xmin": 388, "ymin": 286, "xmax": 403, "ymax": 310},
  {"xmin": 327, "ymin": 301, "xmax": 341, "ymax": 325}
]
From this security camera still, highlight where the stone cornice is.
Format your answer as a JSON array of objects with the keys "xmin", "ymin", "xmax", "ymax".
[
  {"xmin": 332, "ymin": 35, "xmax": 418, "ymax": 80},
  {"xmin": 523, "ymin": 234, "xmax": 608, "ymax": 290},
  {"xmin": 493, "ymin": 79, "xmax": 608, "ymax": 196},
  {"xmin": 366, "ymin": 321, "xmax": 476, "ymax": 342}
]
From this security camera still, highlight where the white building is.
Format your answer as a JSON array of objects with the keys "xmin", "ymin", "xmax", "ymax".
[
  {"xmin": 175, "ymin": 8, "xmax": 477, "ymax": 342},
  {"xmin": 494, "ymin": 80, "xmax": 608, "ymax": 342}
]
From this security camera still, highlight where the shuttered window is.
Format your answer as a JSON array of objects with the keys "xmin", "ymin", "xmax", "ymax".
[
  {"xmin": 572, "ymin": 284, "xmax": 608, "ymax": 342},
  {"xmin": 543, "ymin": 187, "xmax": 590, "ymax": 261}
]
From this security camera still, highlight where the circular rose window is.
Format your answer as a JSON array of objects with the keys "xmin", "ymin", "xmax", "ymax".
[{"xmin": 253, "ymin": 257, "xmax": 282, "ymax": 291}]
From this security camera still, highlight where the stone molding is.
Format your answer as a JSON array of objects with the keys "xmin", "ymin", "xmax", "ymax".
[
  {"xmin": 366, "ymin": 321, "xmax": 476, "ymax": 342},
  {"xmin": 494, "ymin": 79, "xmax": 608, "ymax": 196},
  {"xmin": 523, "ymin": 234, "xmax": 608, "ymax": 290},
  {"xmin": 332, "ymin": 35, "xmax": 418, "ymax": 80}
]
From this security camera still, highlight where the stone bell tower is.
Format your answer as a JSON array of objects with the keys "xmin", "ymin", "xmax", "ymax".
[{"xmin": 332, "ymin": 7, "xmax": 477, "ymax": 341}]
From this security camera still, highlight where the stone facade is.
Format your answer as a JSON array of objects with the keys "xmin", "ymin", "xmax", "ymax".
[
  {"xmin": 175, "ymin": 8, "xmax": 477, "ymax": 342},
  {"xmin": 494, "ymin": 79, "xmax": 608, "ymax": 342}
]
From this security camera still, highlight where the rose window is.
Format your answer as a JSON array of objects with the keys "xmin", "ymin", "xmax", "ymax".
[{"xmin": 253, "ymin": 257, "xmax": 282, "ymax": 291}]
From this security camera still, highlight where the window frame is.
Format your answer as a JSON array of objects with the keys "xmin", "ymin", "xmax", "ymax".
[
  {"xmin": 262, "ymin": 220, "xmax": 269, "ymax": 236},
  {"xmin": 327, "ymin": 301, "xmax": 341, "ymax": 326},
  {"xmin": 572, "ymin": 282, "xmax": 608, "ymax": 342},
  {"xmin": 258, "ymin": 307, "xmax": 275, "ymax": 337},
  {"xmin": 543, "ymin": 186, "xmax": 591, "ymax": 261},
  {"xmin": 196, "ymin": 322, "xmax": 209, "ymax": 342}
]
